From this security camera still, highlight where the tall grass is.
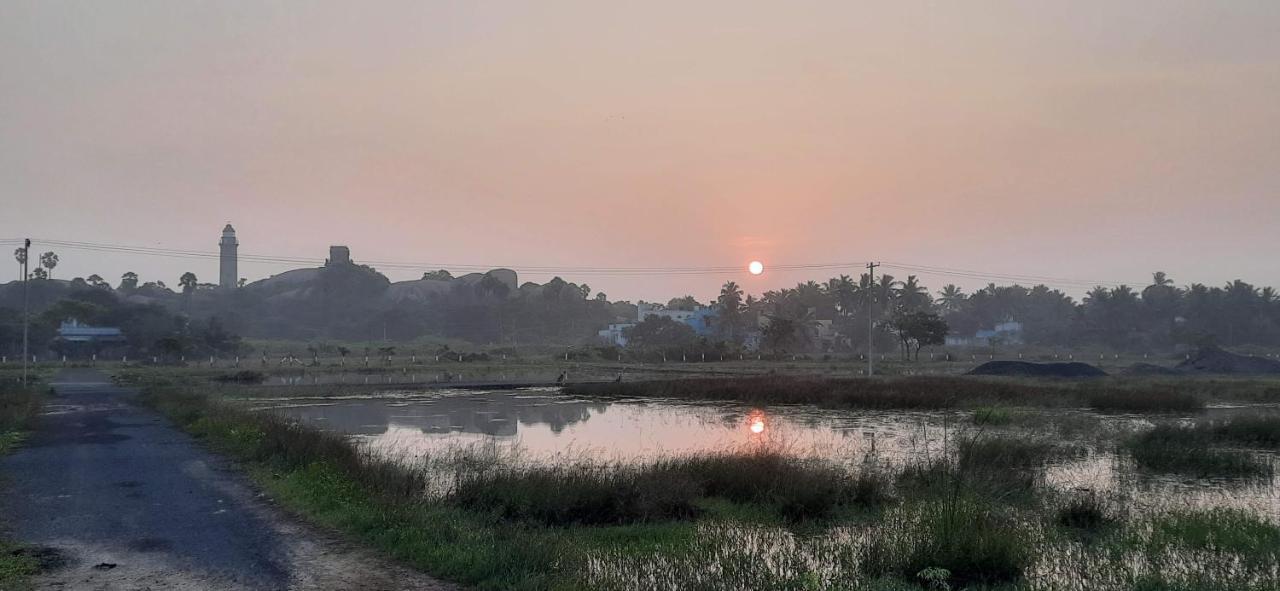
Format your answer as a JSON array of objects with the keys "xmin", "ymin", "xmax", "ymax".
[
  {"xmin": 1084, "ymin": 385, "xmax": 1203, "ymax": 413},
  {"xmin": 1125, "ymin": 424, "xmax": 1274, "ymax": 478},
  {"xmin": 449, "ymin": 451, "xmax": 891, "ymax": 525},
  {"xmin": 1201, "ymin": 415, "xmax": 1280, "ymax": 447},
  {"xmin": 568, "ymin": 375, "xmax": 1213, "ymax": 413},
  {"xmin": 862, "ymin": 498, "xmax": 1036, "ymax": 587},
  {"xmin": 567, "ymin": 376, "xmax": 1075, "ymax": 410}
]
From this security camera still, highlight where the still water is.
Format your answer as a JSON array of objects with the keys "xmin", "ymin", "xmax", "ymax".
[{"xmin": 254, "ymin": 388, "xmax": 1279, "ymax": 517}]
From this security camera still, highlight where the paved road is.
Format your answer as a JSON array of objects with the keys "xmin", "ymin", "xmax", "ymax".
[{"xmin": 0, "ymin": 369, "xmax": 452, "ymax": 591}]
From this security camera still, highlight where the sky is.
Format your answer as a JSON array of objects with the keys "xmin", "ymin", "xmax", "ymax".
[{"xmin": 2, "ymin": 1, "xmax": 1278, "ymax": 302}]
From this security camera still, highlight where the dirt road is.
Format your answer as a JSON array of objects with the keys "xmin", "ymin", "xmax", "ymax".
[{"xmin": 0, "ymin": 369, "xmax": 453, "ymax": 590}]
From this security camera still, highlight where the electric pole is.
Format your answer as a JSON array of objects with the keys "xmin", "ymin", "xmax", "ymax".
[
  {"xmin": 21, "ymin": 238, "xmax": 30, "ymax": 387},
  {"xmin": 866, "ymin": 261, "xmax": 879, "ymax": 377}
]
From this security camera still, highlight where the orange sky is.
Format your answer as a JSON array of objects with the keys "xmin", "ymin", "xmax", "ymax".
[{"xmin": 2, "ymin": 1, "xmax": 1278, "ymax": 301}]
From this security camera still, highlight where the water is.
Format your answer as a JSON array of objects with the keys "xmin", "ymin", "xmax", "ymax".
[{"xmin": 254, "ymin": 389, "xmax": 1280, "ymax": 517}]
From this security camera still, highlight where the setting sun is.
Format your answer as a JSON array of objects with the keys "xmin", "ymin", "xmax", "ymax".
[{"xmin": 748, "ymin": 261, "xmax": 764, "ymax": 275}]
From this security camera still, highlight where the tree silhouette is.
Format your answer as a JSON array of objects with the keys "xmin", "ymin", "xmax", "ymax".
[
  {"xmin": 13, "ymin": 247, "xmax": 26, "ymax": 280},
  {"xmin": 120, "ymin": 272, "xmax": 139, "ymax": 290},
  {"xmin": 39, "ymin": 251, "xmax": 58, "ymax": 279},
  {"xmin": 179, "ymin": 272, "xmax": 199, "ymax": 294}
]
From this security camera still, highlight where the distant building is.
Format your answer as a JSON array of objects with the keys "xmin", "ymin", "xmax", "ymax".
[
  {"xmin": 219, "ymin": 224, "xmax": 238, "ymax": 288},
  {"xmin": 945, "ymin": 321, "xmax": 1024, "ymax": 347},
  {"xmin": 57, "ymin": 319, "xmax": 125, "ymax": 345},
  {"xmin": 326, "ymin": 245, "xmax": 351, "ymax": 266},
  {"xmin": 636, "ymin": 303, "xmax": 718, "ymax": 337},
  {"xmin": 597, "ymin": 323, "xmax": 635, "ymax": 347}
]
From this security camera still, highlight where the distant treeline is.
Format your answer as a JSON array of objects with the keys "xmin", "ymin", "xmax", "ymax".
[{"xmin": 1, "ymin": 264, "xmax": 1277, "ymax": 356}]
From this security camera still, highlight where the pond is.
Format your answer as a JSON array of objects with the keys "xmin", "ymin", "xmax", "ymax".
[{"xmin": 252, "ymin": 388, "xmax": 1280, "ymax": 518}]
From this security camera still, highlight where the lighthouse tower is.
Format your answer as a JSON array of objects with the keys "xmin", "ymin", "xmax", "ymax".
[{"xmin": 219, "ymin": 224, "xmax": 238, "ymax": 288}]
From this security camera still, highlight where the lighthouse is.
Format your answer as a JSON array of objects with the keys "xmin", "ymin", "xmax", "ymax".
[{"xmin": 219, "ymin": 224, "xmax": 238, "ymax": 288}]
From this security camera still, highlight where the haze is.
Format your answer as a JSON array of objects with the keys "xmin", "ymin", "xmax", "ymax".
[{"xmin": 2, "ymin": 1, "xmax": 1278, "ymax": 300}]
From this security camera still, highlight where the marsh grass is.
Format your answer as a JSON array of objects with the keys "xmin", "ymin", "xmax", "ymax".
[
  {"xmin": 1055, "ymin": 493, "xmax": 1116, "ymax": 535},
  {"xmin": 863, "ymin": 498, "xmax": 1037, "ymax": 588},
  {"xmin": 1201, "ymin": 415, "xmax": 1280, "ymax": 447},
  {"xmin": 568, "ymin": 376, "xmax": 1219, "ymax": 414},
  {"xmin": 124, "ymin": 371, "xmax": 1280, "ymax": 590},
  {"xmin": 1124, "ymin": 424, "xmax": 1274, "ymax": 479},
  {"xmin": 449, "ymin": 451, "xmax": 892, "ymax": 525},
  {"xmin": 1083, "ymin": 385, "xmax": 1204, "ymax": 413},
  {"xmin": 973, "ymin": 406, "xmax": 1015, "ymax": 426},
  {"xmin": 1144, "ymin": 508, "xmax": 1280, "ymax": 556}
]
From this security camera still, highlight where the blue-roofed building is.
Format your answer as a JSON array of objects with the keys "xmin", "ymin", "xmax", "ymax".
[{"xmin": 57, "ymin": 319, "xmax": 125, "ymax": 344}]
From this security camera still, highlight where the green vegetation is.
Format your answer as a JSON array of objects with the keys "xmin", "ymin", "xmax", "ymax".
[
  {"xmin": 1201, "ymin": 415, "xmax": 1280, "ymax": 447},
  {"xmin": 1083, "ymin": 384, "xmax": 1204, "ymax": 413},
  {"xmin": 1124, "ymin": 424, "xmax": 1274, "ymax": 478},
  {"xmin": 568, "ymin": 375, "xmax": 1218, "ymax": 412},
  {"xmin": 972, "ymin": 406, "xmax": 1014, "ymax": 425},
  {"xmin": 864, "ymin": 498, "xmax": 1036, "ymax": 587},
  {"xmin": 0, "ymin": 379, "xmax": 43, "ymax": 590},
  {"xmin": 118, "ymin": 370, "xmax": 1280, "ymax": 590}
]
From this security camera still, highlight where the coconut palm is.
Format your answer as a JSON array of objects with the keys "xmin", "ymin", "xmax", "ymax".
[
  {"xmin": 937, "ymin": 284, "xmax": 966, "ymax": 314},
  {"xmin": 895, "ymin": 275, "xmax": 931, "ymax": 312}
]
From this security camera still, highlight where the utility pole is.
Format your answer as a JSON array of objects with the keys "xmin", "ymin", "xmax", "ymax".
[
  {"xmin": 21, "ymin": 239, "xmax": 30, "ymax": 387},
  {"xmin": 866, "ymin": 261, "xmax": 879, "ymax": 377}
]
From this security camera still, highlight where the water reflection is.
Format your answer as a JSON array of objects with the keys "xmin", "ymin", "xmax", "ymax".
[{"xmin": 256, "ymin": 389, "xmax": 1280, "ymax": 517}]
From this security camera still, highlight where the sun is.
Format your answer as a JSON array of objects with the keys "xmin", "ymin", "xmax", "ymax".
[{"xmin": 748, "ymin": 260, "xmax": 764, "ymax": 275}]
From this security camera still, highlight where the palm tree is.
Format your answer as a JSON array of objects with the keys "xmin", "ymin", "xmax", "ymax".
[
  {"xmin": 895, "ymin": 275, "xmax": 930, "ymax": 312},
  {"xmin": 717, "ymin": 281, "xmax": 745, "ymax": 341},
  {"xmin": 39, "ymin": 251, "xmax": 58, "ymax": 279},
  {"xmin": 13, "ymin": 247, "xmax": 26, "ymax": 281},
  {"xmin": 937, "ymin": 284, "xmax": 966, "ymax": 314}
]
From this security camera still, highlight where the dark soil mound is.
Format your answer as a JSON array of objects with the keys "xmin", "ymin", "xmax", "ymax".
[
  {"xmin": 967, "ymin": 360, "xmax": 1107, "ymax": 378},
  {"xmin": 1176, "ymin": 346, "xmax": 1280, "ymax": 375},
  {"xmin": 1122, "ymin": 363, "xmax": 1184, "ymax": 376}
]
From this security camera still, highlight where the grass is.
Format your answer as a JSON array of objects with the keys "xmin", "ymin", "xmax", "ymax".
[
  {"xmin": 0, "ymin": 380, "xmax": 44, "ymax": 590},
  {"xmin": 972, "ymin": 406, "xmax": 1015, "ymax": 426},
  {"xmin": 117, "ymin": 370, "xmax": 1280, "ymax": 590},
  {"xmin": 1083, "ymin": 384, "xmax": 1204, "ymax": 413},
  {"xmin": 863, "ymin": 497, "xmax": 1036, "ymax": 588},
  {"xmin": 1201, "ymin": 415, "xmax": 1280, "ymax": 447},
  {"xmin": 1124, "ymin": 424, "xmax": 1274, "ymax": 478},
  {"xmin": 1145, "ymin": 508, "xmax": 1280, "ymax": 555},
  {"xmin": 567, "ymin": 375, "xmax": 1217, "ymax": 413},
  {"xmin": 1055, "ymin": 493, "xmax": 1115, "ymax": 533},
  {"xmin": 567, "ymin": 376, "xmax": 1075, "ymax": 410}
]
